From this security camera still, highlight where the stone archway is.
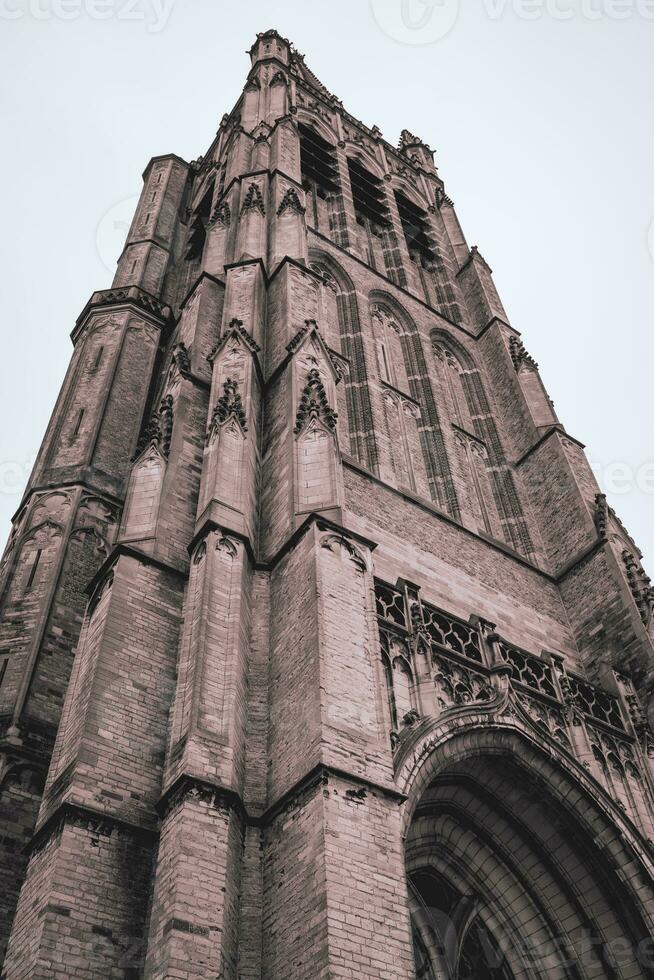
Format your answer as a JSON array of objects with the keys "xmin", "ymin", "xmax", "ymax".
[{"xmin": 399, "ymin": 722, "xmax": 654, "ymax": 980}]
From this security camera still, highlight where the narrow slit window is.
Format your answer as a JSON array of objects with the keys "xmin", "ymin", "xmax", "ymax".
[
  {"xmin": 91, "ymin": 346, "xmax": 104, "ymax": 372},
  {"xmin": 72, "ymin": 408, "xmax": 85, "ymax": 438},
  {"xmin": 0, "ymin": 657, "xmax": 7, "ymax": 690},
  {"xmin": 380, "ymin": 343, "xmax": 392, "ymax": 384},
  {"xmin": 26, "ymin": 549, "xmax": 42, "ymax": 591}
]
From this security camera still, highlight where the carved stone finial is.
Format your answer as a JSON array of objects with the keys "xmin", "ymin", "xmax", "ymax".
[
  {"xmin": 622, "ymin": 549, "xmax": 654, "ymax": 626},
  {"xmin": 209, "ymin": 377, "xmax": 248, "ymax": 436},
  {"xmin": 137, "ymin": 393, "xmax": 174, "ymax": 458},
  {"xmin": 594, "ymin": 493, "xmax": 609, "ymax": 542},
  {"xmin": 173, "ymin": 342, "xmax": 191, "ymax": 376},
  {"xmin": 277, "ymin": 187, "xmax": 306, "ymax": 216},
  {"xmin": 210, "ymin": 200, "xmax": 231, "ymax": 227},
  {"xmin": 398, "ymin": 129, "xmax": 423, "ymax": 151},
  {"xmin": 294, "ymin": 369, "xmax": 338, "ymax": 435},
  {"xmin": 240, "ymin": 182, "xmax": 266, "ymax": 216},
  {"xmin": 509, "ymin": 335, "xmax": 539, "ymax": 371}
]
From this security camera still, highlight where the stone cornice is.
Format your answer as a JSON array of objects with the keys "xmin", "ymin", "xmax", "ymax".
[
  {"xmin": 157, "ymin": 764, "xmax": 405, "ymax": 833},
  {"xmin": 85, "ymin": 542, "xmax": 187, "ymax": 598},
  {"xmin": 513, "ymin": 425, "xmax": 586, "ymax": 469},
  {"xmin": 72, "ymin": 286, "xmax": 172, "ymax": 343},
  {"xmin": 188, "ymin": 511, "xmax": 378, "ymax": 574},
  {"xmin": 26, "ymin": 801, "xmax": 158, "ymax": 858},
  {"xmin": 141, "ymin": 153, "xmax": 190, "ymax": 181},
  {"xmin": 475, "ymin": 314, "xmax": 515, "ymax": 340},
  {"xmin": 11, "ymin": 478, "xmax": 123, "ymax": 527},
  {"xmin": 178, "ymin": 271, "xmax": 226, "ymax": 316}
]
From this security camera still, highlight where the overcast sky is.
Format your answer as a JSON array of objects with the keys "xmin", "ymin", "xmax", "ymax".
[{"xmin": 0, "ymin": 0, "xmax": 652, "ymax": 574}]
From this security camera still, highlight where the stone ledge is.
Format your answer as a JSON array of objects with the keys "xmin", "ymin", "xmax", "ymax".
[
  {"xmin": 26, "ymin": 800, "xmax": 158, "ymax": 858},
  {"xmin": 157, "ymin": 764, "xmax": 406, "ymax": 832}
]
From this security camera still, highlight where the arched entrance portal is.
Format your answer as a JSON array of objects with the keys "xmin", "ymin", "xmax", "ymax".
[{"xmin": 403, "ymin": 733, "xmax": 654, "ymax": 980}]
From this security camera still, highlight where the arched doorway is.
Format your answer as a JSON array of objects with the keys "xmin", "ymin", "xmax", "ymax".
[{"xmin": 403, "ymin": 734, "xmax": 654, "ymax": 980}]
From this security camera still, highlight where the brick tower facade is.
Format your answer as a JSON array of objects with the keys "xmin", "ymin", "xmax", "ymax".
[{"xmin": 1, "ymin": 29, "xmax": 654, "ymax": 979}]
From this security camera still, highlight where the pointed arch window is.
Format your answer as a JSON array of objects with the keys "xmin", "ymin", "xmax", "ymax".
[
  {"xmin": 185, "ymin": 181, "xmax": 214, "ymax": 261},
  {"xmin": 370, "ymin": 304, "xmax": 407, "ymax": 391},
  {"xmin": 432, "ymin": 342, "xmax": 472, "ymax": 431},
  {"xmin": 431, "ymin": 335, "xmax": 535, "ymax": 555},
  {"xmin": 410, "ymin": 871, "xmax": 517, "ymax": 980},
  {"xmin": 380, "ymin": 631, "xmax": 416, "ymax": 732}
]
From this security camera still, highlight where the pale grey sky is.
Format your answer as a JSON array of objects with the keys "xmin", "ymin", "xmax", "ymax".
[{"xmin": 0, "ymin": 0, "xmax": 652, "ymax": 573}]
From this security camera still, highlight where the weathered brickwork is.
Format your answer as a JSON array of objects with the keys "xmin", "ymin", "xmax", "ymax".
[{"xmin": 2, "ymin": 28, "xmax": 654, "ymax": 979}]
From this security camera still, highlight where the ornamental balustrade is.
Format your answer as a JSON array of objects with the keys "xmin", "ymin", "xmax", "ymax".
[{"xmin": 375, "ymin": 580, "xmax": 654, "ymax": 822}]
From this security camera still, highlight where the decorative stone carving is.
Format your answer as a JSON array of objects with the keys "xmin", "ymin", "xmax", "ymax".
[
  {"xmin": 277, "ymin": 187, "xmax": 306, "ymax": 216},
  {"xmin": 398, "ymin": 129, "xmax": 425, "ymax": 150},
  {"xmin": 294, "ymin": 369, "xmax": 338, "ymax": 435},
  {"xmin": 137, "ymin": 394, "xmax": 173, "ymax": 458},
  {"xmin": 86, "ymin": 286, "xmax": 171, "ymax": 322},
  {"xmin": 594, "ymin": 493, "xmax": 609, "ymax": 541},
  {"xmin": 421, "ymin": 603, "xmax": 483, "ymax": 664},
  {"xmin": 496, "ymin": 641, "xmax": 558, "ymax": 699},
  {"xmin": 210, "ymin": 200, "xmax": 231, "ymax": 226},
  {"xmin": 252, "ymin": 121, "xmax": 271, "ymax": 144},
  {"xmin": 433, "ymin": 656, "xmax": 492, "ymax": 710},
  {"xmin": 319, "ymin": 532, "xmax": 367, "ymax": 572},
  {"xmin": 515, "ymin": 693, "xmax": 570, "ymax": 748},
  {"xmin": 159, "ymin": 396, "xmax": 174, "ymax": 455},
  {"xmin": 215, "ymin": 534, "xmax": 238, "ymax": 558},
  {"xmin": 509, "ymin": 335, "xmax": 539, "ymax": 371},
  {"xmin": 208, "ymin": 318, "xmax": 261, "ymax": 364},
  {"xmin": 566, "ymin": 674, "xmax": 625, "ymax": 731},
  {"xmin": 622, "ymin": 549, "xmax": 654, "ymax": 626},
  {"xmin": 589, "ymin": 727, "xmax": 642, "ymax": 783},
  {"xmin": 241, "ymin": 182, "xmax": 266, "ymax": 216},
  {"xmin": 70, "ymin": 526, "xmax": 108, "ymax": 557},
  {"xmin": 172, "ymin": 342, "xmax": 191, "ymax": 377},
  {"xmin": 376, "ymin": 581, "xmax": 408, "ymax": 628},
  {"xmin": 208, "ymin": 378, "xmax": 248, "ymax": 437},
  {"xmin": 192, "ymin": 540, "xmax": 206, "ymax": 565}
]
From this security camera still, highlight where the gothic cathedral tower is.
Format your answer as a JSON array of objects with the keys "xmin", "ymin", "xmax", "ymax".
[{"xmin": 1, "ymin": 29, "xmax": 654, "ymax": 980}]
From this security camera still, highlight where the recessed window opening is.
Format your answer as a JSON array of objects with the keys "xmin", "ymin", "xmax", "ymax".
[{"xmin": 395, "ymin": 190, "xmax": 436, "ymax": 267}]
